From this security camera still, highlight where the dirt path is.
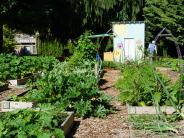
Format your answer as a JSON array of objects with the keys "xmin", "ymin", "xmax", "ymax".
[
  {"xmin": 156, "ymin": 67, "xmax": 179, "ymax": 84},
  {"xmin": 70, "ymin": 69, "xmax": 130, "ymax": 138}
]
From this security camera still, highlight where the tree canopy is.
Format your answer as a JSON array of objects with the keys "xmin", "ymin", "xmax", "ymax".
[
  {"xmin": 144, "ymin": 0, "xmax": 184, "ymax": 45},
  {"xmin": 0, "ymin": 0, "xmax": 183, "ymax": 55}
]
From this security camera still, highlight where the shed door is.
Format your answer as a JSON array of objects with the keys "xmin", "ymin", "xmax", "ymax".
[{"xmin": 124, "ymin": 38, "xmax": 136, "ymax": 60}]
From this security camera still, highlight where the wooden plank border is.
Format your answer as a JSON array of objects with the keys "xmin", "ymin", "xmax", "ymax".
[{"xmin": 127, "ymin": 104, "xmax": 184, "ymax": 115}]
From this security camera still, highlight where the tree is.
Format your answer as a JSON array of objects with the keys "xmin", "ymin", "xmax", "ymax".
[
  {"xmin": 0, "ymin": 0, "xmax": 52, "ymax": 52},
  {"xmin": 144, "ymin": 0, "xmax": 184, "ymax": 45},
  {"xmin": 0, "ymin": 0, "xmax": 17, "ymax": 52},
  {"xmin": 2, "ymin": 25, "xmax": 16, "ymax": 52},
  {"xmin": 0, "ymin": 0, "xmax": 145, "ymax": 53}
]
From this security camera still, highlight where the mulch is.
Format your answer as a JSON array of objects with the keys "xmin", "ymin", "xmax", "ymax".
[
  {"xmin": 69, "ymin": 68, "xmax": 184, "ymax": 138},
  {"xmin": 1, "ymin": 68, "xmax": 182, "ymax": 137},
  {"xmin": 69, "ymin": 69, "xmax": 130, "ymax": 138}
]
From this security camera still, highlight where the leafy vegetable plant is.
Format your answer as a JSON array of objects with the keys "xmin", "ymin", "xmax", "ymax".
[
  {"xmin": 24, "ymin": 61, "xmax": 111, "ymax": 118},
  {"xmin": 116, "ymin": 62, "xmax": 172, "ymax": 106},
  {"xmin": 0, "ymin": 54, "xmax": 59, "ymax": 81},
  {"xmin": 0, "ymin": 104, "xmax": 66, "ymax": 138}
]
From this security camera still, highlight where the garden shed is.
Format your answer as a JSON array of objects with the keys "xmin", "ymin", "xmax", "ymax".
[
  {"xmin": 112, "ymin": 21, "xmax": 145, "ymax": 62},
  {"xmin": 14, "ymin": 33, "xmax": 37, "ymax": 55}
]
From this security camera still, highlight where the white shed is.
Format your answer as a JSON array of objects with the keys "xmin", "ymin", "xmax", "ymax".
[
  {"xmin": 113, "ymin": 21, "xmax": 145, "ymax": 62},
  {"xmin": 14, "ymin": 33, "xmax": 37, "ymax": 54}
]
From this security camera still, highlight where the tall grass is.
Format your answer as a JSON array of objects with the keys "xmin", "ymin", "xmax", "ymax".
[{"xmin": 37, "ymin": 39, "xmax": 63, "ymax": 57}]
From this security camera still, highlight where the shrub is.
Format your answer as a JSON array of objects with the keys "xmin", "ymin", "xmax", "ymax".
[
  {"xmin": 24, "ymin": 61, "xmax": 111, "ymax": 118},
  {"xmin": 74, "ymin": 31, "xmax": 97, "ymax": 61},
  {"xmin": 0, "ymin": 54, "xmax": 59, "ymax": 80},
  {"xmin": 2, "ymin": 25, "xmax": 16, "ymax": 53},
  {"xmin": 37, "ymin": 39, "xmax": 63, "ymax": 57},
  {"xmin": 116, "ymin": 62, "xmax": 171, "ymax": 106}
]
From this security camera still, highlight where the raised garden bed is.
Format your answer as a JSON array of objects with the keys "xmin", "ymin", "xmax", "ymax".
[
  {"xmin": 0, "ymin": 87, "xmax": 28, "ymax": 101},
  {"xmin": 0, "ymin": 101, "xmax": 74, "ymax": 136},
  {"xmin": 127, "ymin": 104, "xmax": 184, "ymax": 115},
  {"xmin": 0, "ymin": 82, "xmax": 9, "ymax": 92},
  {"xmin": 8, "ymin": 77, "xmax": 29, "ymax": 86},
  {"xmin": 61, "ymin": 111, "xmax": 74, "ymax": 136},
  {"xmin": 0, "ymin": 101, "xmax": 33, "ymax": 112}
]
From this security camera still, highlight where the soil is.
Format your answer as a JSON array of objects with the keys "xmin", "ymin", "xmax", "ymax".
[
  {"xmin": 69, "ymin": 68, "xmax": 184, "ymax": 138},
  {"xmin": 0, "ymin": 68, "xmax": 183, "ymax": 137},
  {"xmin": 156, "ymin": 67, "xmax": 179, "ymax": 84},
  {"xmin": 69, "ymin": 69, "xmax": 130, "ymax": 138},
  {"xmin": 0, "ymin": 86, "xmax": 27, "ymax": 101}
]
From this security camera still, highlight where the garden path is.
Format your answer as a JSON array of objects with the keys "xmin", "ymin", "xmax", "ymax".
[{"xmin": 70, "ymin": 69, "xmax": 130, "ymax": 138}]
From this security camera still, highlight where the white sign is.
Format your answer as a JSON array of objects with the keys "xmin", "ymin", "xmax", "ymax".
[{"xmin": 14, "ymin": 34, "xmax": 36, "ymax": 44}]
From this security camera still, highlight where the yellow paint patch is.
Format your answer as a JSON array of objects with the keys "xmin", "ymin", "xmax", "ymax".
[{"xmin": 103, "ymin": 52, "xmax": 114, "ymax": 61}]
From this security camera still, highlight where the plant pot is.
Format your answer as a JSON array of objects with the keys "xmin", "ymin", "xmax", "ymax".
[
  {"xmin": 8, "ymin": 77, "xmax": 29, "ymax": 86},
  {"xmin": 127, "ymin": 104, "xmax": 184, "ymax": 115},
  {"xmin": 0, "ymin": 83, "xmax": 9, "ymax": 92}
]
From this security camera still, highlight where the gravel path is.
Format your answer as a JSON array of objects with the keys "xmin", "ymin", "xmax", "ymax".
[{"xmin": 70, "ymin": 69, "xmax": 130, "ymax": 138}]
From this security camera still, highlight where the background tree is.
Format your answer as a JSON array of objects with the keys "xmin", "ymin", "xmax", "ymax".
[
  {"xmin": 0, "ymin": 0, "xmax": 145, "ymax": 53},
  {"xmin": 2, "ymin": 25, "xmax": 16, "ymax": 53},
  {"xmin": 144, "ymin": 0, "xmax": 184, "ymax": 45},
  {"xmin": 0, "ymin": 0, "xmax": 17, "ymax": 52},
  {"xmin": 0, "ymin": 0, "xmax": 52, "ymax": 52}
]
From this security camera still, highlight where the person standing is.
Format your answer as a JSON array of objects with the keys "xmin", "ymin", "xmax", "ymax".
[{"xmin": 148, "ymin": 40, "xmax": 157, "ymax": 64}]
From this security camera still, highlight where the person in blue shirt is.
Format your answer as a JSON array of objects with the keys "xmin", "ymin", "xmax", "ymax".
[{"xmin": 148, "ymin": 40, "xmax": 157, "ymax": 63}]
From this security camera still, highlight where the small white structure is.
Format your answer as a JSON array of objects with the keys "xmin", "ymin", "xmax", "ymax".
[
  {"xmin": 14, "ymin": 33, "xmax": 37, "ymax": 54},
  {"xmin": 113, "ymin": 21, "xmax": 145, "ymax": 62}
]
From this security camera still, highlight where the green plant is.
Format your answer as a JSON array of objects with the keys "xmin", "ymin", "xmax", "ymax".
[
  {"xmin": 105, "ymin": 38, "xmax": 113, "ymax": 52},
  {"xmin": 67, "ymin": 52, "xmax": 85, "ymax": 68},
  {"xmin": 102, "ymin": 61, "xmax": 123, "ymax": 70},
  {"xmin": 24, "ymin": 61, "xmax": 111, "ymax": 118},
  {"xmin": 129, "ymin": 115, "xmax": 178, "ymax": 134},
  {"xmin": 75, "ymin": 99, "xmax": 92, "ymax": 117},
  {"xmin": 37, "ymin": 39, "xmax": 63, "ymax": 57},
  {"xmin": 0, "ymin": 104, "xmax": 66, "ymax": 138},
  {"xmin": 66, "ymin": 40, "xmax": 75, "ymax": 55},
  {"xmin": 157, "ymin": 58, "xmax": 184, "ymax": 71},
  {"xmin": 0, "ymin": 54, "xmax": 59, "ymax": 81},
  {"xmin": 75, "ymin": 31, "xmax": 97, "ymax": 61},
  {"xmin": 116, "ymin": 62, "xmax": 171, "ymax": 106},
  {"xmin": 94, "ymin": 105, "xmax": 110, "ymax": 118},
  {"xmin": 2, "ymin": 25, "xmax": 16, "ymax": 53}
]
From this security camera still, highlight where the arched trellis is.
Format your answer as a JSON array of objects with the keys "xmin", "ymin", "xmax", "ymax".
[
  {"xmin": 154, "ymin": 27, "xmax": 182, "ymax": 60},
  {"xmin": 154, "ymin": 27, "xmax": 183, "ymax": 74}
]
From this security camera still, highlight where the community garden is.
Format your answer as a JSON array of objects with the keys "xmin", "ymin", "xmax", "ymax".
[
  {"xmin": 0, "ymin": 0, "xmax": 184, "ymax": 137},
  {"xmin": 0, "ymin": 32, "xmax": 183, "ymax": 137}
]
